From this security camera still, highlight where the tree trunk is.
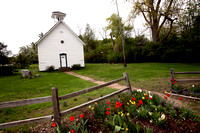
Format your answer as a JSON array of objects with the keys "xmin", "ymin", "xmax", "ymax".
[
  {"xmin": 110, "ymin": 33, "xmax": 115, "ymax": 51},
  {"xmin": 151, "ymin": 26, "xmax": 159, "ymax": 43}
]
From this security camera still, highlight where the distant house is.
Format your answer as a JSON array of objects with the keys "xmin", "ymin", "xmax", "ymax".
[{"xmin": 36, "ymin": 11, "xmax": 85, "ymax": 71}]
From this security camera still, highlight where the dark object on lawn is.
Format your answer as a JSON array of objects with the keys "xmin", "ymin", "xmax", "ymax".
[{"xmin": 71, "ymin": 64, "xmax": 81, "ymax": 70}]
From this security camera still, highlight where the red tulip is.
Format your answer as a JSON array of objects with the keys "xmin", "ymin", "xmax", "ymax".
[
  {"xmin": 179, "ymin": 97, "xmax": 182, "ymax": 100},
  {"xmin": 52, "ymin": 122, "xmax": 56, "ymax": 127},
  {"xmin": 164, "ymin": 96, "xmax": 167, "ymax": 99},
  {"xmin": 171, "ymin": 79, "xmax": 174, "ymax": 81},
  {"xmin": 80, "ymin": 114, "xmax": 84, "ymax": 118},
  {"xmin": 167, "ymin": 94, "xmax": 170, "ymax": 97},
  {"xmin": 116, "ymin": 101, "xmax": 122, "ymax": 108},
  {"xmin": 132, "ymin": 97, "xmax": 136, "ymax": 101},
  {"xmin": 71, "ymin": 130, "xmax": 75, "ymax": 133},
  {"xmin": 106, "ymin": 111, "xmax": 110, "ymax": 115},
  {"xmin": 107, "ymin": 102, "xmax": 110, "ymax": 105},
  {"xmin": 150, "ymin": 97, "xmax": 152, "ymax": 100},
  {"xmin": 70, "ymin": 116, "xmax": 75, "ymax": 122},
  {"xmin": 139, "ymin": 100, "xmax": 143, "ymax": 104}
]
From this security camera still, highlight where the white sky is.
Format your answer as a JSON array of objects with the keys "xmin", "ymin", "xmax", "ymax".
[{"xmin": 0, "ymin": 0, "xmax": 147, "ymax": 54}]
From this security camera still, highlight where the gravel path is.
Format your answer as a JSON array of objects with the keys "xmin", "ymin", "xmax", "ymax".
[{"xmin": 65, "ymin": 71, "xmax": 183, "ymax": 107}]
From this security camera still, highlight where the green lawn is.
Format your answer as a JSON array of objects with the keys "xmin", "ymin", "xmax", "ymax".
[
  {"xmin": 0, "ymin": 65, "xmax": 116, "ymax": 131},
  {"xmin": 73, "ymin": 63, "xmax": 200, "ymax": 115},
  {"xmin": 75, "ymin": 63, "xmax": 200, "ymax": 91}
]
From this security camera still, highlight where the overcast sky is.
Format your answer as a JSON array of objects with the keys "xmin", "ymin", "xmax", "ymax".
[{"xmin": 0, "ymin": 0, "xmax": 147, "ymax": 54}]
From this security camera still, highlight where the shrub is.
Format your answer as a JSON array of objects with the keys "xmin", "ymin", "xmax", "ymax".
[
  {"xmin": 0, "ymin": 66, "xmax": 15, "ymax": 76},
  {"xmin": 46, "ymin": 65, "xmax": 55, "ymax": 72},
  {"xmin": 71, "ymin": 64, "xmax": 81, "ymax": 70}
]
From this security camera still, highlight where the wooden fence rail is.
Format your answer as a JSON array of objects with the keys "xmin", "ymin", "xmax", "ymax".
[
  {"xmin": 0, "ymin": 72, "xmax": 131, "ymax": 129},
  {"xmin": 170, "ymin": 68, "xmax": 200, "ymax": 90},
  {"xmin": 0, "ymin": 96, "xmax": 52, "ymax": 109}
]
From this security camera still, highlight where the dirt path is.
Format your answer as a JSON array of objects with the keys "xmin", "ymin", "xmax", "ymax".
[{"xmin": 65, "ymin": 71, "xmax": 182, "ymax": 107}]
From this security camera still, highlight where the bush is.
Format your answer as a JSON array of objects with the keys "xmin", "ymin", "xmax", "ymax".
[
  {"xmin": 71, "ymin": 64, "xmax": 81, "ymax": 70},
  {"xmin": 0, "ymin": 66, "xmax": 15, "ymax": 76},
  {"xmin": 46, "ymin": 65, "xmax": 55, "ymax": 72}
]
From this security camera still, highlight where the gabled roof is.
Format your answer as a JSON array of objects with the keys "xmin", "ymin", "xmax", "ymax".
[{"xmin": 35, "ymin": 21, "xmax": 86, "ymax": 46}]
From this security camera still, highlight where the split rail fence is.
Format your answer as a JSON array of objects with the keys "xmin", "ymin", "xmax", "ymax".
[
  {"xmin": 170, "ymin": 68, "xmax": 200, "ymax": 100},
  {"xmin": 0, "ymin": 72, "xmax": 131, "ymax": 129}
]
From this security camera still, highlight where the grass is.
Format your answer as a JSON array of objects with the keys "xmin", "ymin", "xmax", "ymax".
[
  {"xmin": 75, "ymin": 63, "xmax": 200, "ymax": 91},
  {"xmin": 0, "ymin": 64, "xmax": 116, "ymax": 131},
  {"xmin": 72, "ymin": 63, "xmax": 200, "ymax": 114}
]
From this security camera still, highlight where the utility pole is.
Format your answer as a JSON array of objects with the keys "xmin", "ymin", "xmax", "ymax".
[{"xmin": 116, "ymin": 0, "xmax": 127, "ymax": 67}]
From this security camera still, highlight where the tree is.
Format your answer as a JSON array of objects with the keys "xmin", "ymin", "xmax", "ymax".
[
  {"xmin": 82, "ymin": 24, "xmax": 98, "ymax": 52},
  {"xmin": 19, "ymin": 42, "xmax": 38, "ymax": 64},
  {"xmin": 38, "ymin": 32, "xmax": 44, "ymax": 38},
  {"xmin": 106, "ymin": 13, "xmax": 133, "ymax": 52},
  {"xmin": 177, "ymin": 0, "xmax": 200, "ymax": 40},
  {"xmin": 130, "ymin": 0, "xmax": 183, "ymax": 43},
  {"xmin": 15, "ymin": 53, "xmax": 30, "ymax": 69},
  {"xmin": 0, "ymin": 42, "xmax": 15, "ymax": 75},
  {"xmin": 0, "ymin": 42, "xmax": 11, "ymax": 66}
]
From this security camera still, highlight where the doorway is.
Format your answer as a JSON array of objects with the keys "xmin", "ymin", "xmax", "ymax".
[{"xmin": 60, "ymin": 53, "xmax": 67, "ymax": 68}]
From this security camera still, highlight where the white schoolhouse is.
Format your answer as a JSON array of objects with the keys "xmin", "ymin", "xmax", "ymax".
[{"xmin": 36, "ymin": 11, "xmax": 85, "ymax": 71}]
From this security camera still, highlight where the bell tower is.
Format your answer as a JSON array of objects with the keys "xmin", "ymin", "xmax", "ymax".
[{"xmin": 51, "ymin": 11, "xmax": 66, "ymax": 23}]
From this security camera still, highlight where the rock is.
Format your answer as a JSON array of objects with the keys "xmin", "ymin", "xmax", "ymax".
[{"xmin": 21, "ymin": 69, "xmax": 30, "ymax": 77}]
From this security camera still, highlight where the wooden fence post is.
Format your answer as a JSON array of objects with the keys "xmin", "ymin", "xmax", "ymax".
[
  {"xmin": 170, "ymin": 68, "xmax": 174, "ymax": 90},
  {"xmin": 52, "ymin": 87, "xmax": 61, "ymax": 126},
  {"xmin": 123, "ymin": 72, "xmax": 132, "ymax": 92}
]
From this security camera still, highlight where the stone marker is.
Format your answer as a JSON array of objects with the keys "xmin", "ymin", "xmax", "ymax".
[{"xmin": 21, "ymin": 69, "xmax": 30, "ymax": 77}]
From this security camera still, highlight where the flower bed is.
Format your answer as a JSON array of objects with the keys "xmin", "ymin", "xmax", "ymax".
[
  {"xmin": 52, "ymin": 89, "xmax": 200, "ymax": 133},
  {"xmin": 170, "ymin": 83, "xmax": 200, "ymax": 98}
]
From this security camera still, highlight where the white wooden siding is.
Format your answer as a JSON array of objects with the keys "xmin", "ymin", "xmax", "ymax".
[{"xmin": 37, "ymin": 22, "xmax": 85, "ymax": 71}]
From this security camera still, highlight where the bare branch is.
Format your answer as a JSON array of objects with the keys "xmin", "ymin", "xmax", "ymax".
[
  {"xmin": 156, "ymin": 0, "xmax": 161, "ymax": 13},
  {"xmin": 160, "ymin": 18, "xmax": 177, "ymax": 43},
  {"xmin": 166, "ymin": 0, "xmax": 174, "ymax": 15},
  {"xmin": 137, "ymin": 4, "xmax": 150, "ymax": 24},
  {"xmin": 158, "ymin": 14, "xmax": 167, "ymax": 32}
]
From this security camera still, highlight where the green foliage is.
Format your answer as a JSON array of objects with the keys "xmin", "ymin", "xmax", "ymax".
[
  {"xmin": 82, "ymin": 24, "xmax": 98, "ymax": 53},
  {"xmin": 14, "ymin": 53, "xmax": 30, "ymax": 69},
  {"xmin": 71, "ymin": 64, "xmax": 81, "ymax": 70},
  {"xmin": 45, "ymin": 65, "xmax": 55, "ymax": 72},
  {"xmin": 106, "ymin": 13, "xmax": 132, "ymax": 39},
  {"xmin": 93, "ymin": 102, "xmax": 108, "ymax": 120},
  {"xmin": 126, "ymin": 104, "xmax": 137, "ymax": 117},
  {"xmin": 118, "ymin": 92, "xmax": 132, "ymax": 105},
  {"xmin": 0, "ymin": 42, "xmax": 11, "ymax": 66},
  {"xmin": 19, "ymin": 42, "xmax": 38, "ymax": 64},
  {"xmin": 0, "ymin": 66, "xmax": 15, "ymax": 76},
  {"xmin": 137, "ymin": 106, "xmax": 148, "ymax": 119},
  {"xmin": 151, "ymin": 94, "xmax": 162, "ymax": 106},
  {"xmin": 106, "ymin": 114, "xmax": 127, "ymax": 132},
  {"xmin": 145, "ymin": 126, "xmax": 153, "ymax": 133},
  {"xmin": 179, "ymin": 106, "xmax": 196, "ymax": 120},
  {"xmin": 0, "ymin": 42, "xmax": 15, "ymax": 76}
]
